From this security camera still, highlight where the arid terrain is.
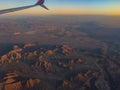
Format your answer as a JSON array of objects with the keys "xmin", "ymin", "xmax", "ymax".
[{"xmin": 0, "ymin": 15, "xmax": 120, "ymax": 90}]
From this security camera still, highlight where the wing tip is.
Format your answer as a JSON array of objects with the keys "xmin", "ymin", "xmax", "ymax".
[{"xmin": 40, "ymin": 4, "xmax": 49, "ymax": 10}]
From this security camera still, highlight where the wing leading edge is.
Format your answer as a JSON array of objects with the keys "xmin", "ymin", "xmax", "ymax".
[{"xmin": 0, "ymin": 0, "xmax": 48, "ymax": 15}]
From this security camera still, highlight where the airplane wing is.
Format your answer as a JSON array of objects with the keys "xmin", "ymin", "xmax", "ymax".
[
  {"xmin": 0, "ymin": 0, "xmax": 48, "ymax": 15},
  {"xmin": 0, "ymin": 5, "xmax": 36, "ymax": 15}
]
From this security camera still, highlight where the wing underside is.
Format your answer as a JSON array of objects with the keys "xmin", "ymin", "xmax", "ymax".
[
  {"xmin": 0, "ymin": 5, "xmax": 36, "ymax": 15},
  {"xmin": 0, "ymin": 0, "xmax": 48, "ymax": 15}
]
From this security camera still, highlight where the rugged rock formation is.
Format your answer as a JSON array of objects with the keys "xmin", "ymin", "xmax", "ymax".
[
  {"xmin": 35, "ymin": 60, "xmax": 52, "ymax": 71},
  {"xmin": 0, "ymin": 45, "xmax": 22, "ymax": 64},
  {"xmin": 0, "ymin": 71, "xmax": 40, "ymax": 90},
  {"xmin": 23, "ymin": 43, "xmax": 36, "ymax": 49},
  {"xmin": 61, "ymin": 45, "xmax": 73, "ymax": 55},
  {"xmin": 62, "ymin": 80, "xmax": 71, "ymax": 88},
  {"xmin": 45, "ymin": 50, "xmax": 54, "ymax": 56},
  {"xmin": 0, "ymin": 44, "xmax": 119, "ymax": 90}
]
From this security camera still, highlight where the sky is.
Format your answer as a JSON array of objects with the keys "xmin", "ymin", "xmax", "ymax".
[{"xmin": 0, "ymin": 0, "xmax": 120, "ymax": 15}]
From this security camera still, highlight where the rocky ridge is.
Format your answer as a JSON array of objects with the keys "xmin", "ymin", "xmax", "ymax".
[{"xmin": 0, "ymin": 43, "xmax": 119, "ymax": 90}]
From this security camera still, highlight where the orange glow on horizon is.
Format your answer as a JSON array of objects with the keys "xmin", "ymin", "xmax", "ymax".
[{"xmin": 0, "ymin": 5, "xmax": 120, "ymax": 16}]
